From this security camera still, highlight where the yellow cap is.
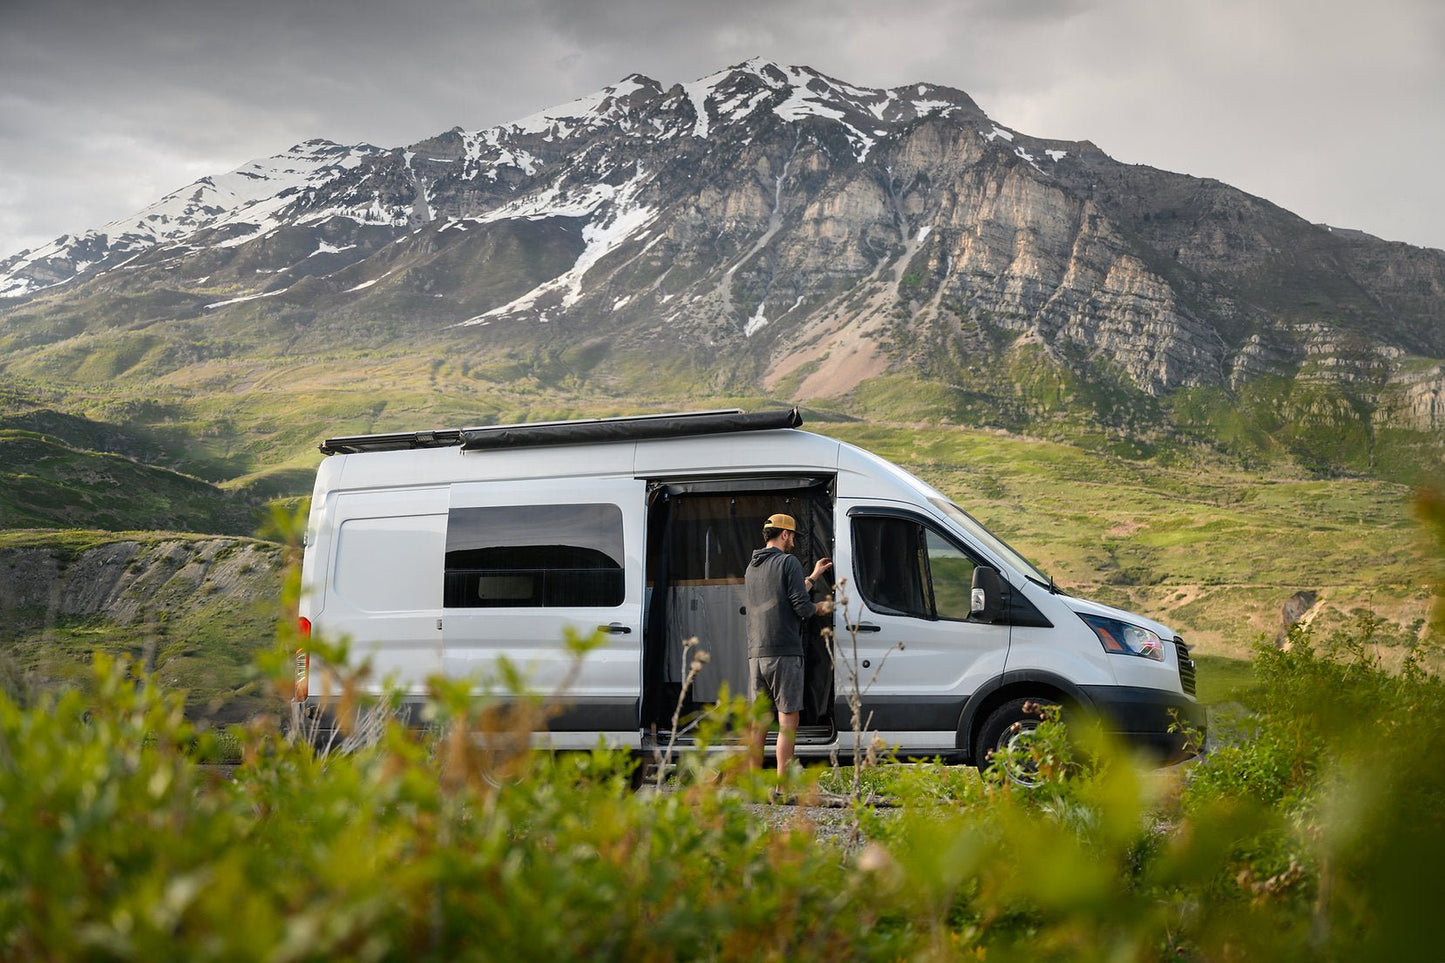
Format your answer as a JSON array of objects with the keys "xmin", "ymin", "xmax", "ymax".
[{"xmin": 765, "ymin": 513, "xmax": 797, "ymax": 532}]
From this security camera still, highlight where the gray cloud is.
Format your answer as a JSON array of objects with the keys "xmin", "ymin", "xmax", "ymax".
[{"xmin": 1, "ymin": 0, "xmax": 1441, "ymax": 257}]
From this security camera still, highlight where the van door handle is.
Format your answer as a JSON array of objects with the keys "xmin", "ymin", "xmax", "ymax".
[
  {"xmin": 847, "ymin": 623, "xmax": 882, "ymax": 633},
  {"xmin": 599, "ymin": 623, "xmax": 632, "ymax": 634}
]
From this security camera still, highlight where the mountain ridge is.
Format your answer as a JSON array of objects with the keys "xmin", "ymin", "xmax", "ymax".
[
  {"xmin": 1, "ymin": 58, "xmax": 1441, "ymax": 480},
  {"xmin": 0, "ymin": 60, "xmax": 1118, "ymax": 301}
]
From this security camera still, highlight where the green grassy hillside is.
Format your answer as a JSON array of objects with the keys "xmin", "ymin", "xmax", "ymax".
[
  {"xmin": 0, "ymin": 357, "xmax": 1437, "ymax": 701},
  {"xmin": 0, "ymin": 430, "xmax": 257, "ymax": 534}
]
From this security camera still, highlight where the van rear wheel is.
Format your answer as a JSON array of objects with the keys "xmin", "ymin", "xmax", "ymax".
[{"xmin": 977, "ymin": 697, "xmax": 1059, "ymax": 786}]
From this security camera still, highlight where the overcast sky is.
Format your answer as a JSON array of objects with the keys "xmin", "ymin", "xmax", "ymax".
[{"xmin": 3, "ymin": 0, "xmax": 1442, "ymax": 260}]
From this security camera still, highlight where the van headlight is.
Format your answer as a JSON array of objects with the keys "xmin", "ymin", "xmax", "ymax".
[{"xmin": 1079, "ymin": 613, "xmax": 1165, "ymax": 662}]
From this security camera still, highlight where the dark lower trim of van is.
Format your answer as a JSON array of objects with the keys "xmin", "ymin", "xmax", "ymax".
[
  {"xmin": 954, "ymin": 672, "xmax": 1206, "ymax": 764},
  {"xmin": 833, "ymin": 697, "xmax": 966, "ymax": 733},
  {"xmin": 548, "ymin": 699, "xmax": 639, "ymax": 731},
  {"xmin": 298, "ymin": 697, "xmax": 638, "ymax": 736},
  {"xmin": 1080, "ymin": 684, "xmax": 1206, "ymax": 763},
  {"xmin": 832, "ymin": 681, "xmax": 1205, "ymax": 756}
]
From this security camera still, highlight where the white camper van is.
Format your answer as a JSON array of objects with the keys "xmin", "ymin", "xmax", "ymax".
[{"xmin": 297, "ymin": 409, "xmax": 1202, "ymax": 766}]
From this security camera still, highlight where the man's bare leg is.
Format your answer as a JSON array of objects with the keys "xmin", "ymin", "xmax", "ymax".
[
  {"xmin": 775, "ymin": 710, "xmax": 799, "ymax": 779},
  {"xmin": 747, "ymin": 720, "xmax": 767, "ymax": 771}
]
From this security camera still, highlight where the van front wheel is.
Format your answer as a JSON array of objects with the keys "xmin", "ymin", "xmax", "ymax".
[{"xmin": 976, "ymin": 697, "xmax": 1059, "ymax": 785}]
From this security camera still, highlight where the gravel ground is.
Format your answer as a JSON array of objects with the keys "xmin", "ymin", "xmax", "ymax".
[
  {"xmin": 640, "ymin": 785, "xmax": 901, "ymax": 852},
  {"xmin": 745, "ymin": 798, "xmax": 872, "ymax": 850},
  {"xmin": 208, "ymin": 763, "xmax": 895, "ymax": 851}
]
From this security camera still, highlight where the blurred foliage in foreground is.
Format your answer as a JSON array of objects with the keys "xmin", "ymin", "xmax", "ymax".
[
  {"xmin": 0, "ymin": 491, "xmax": 1442, "ymax": 960},
  {"xmin": 0, "ymin": 634, "xmax": 1442, "ymax": 960}
]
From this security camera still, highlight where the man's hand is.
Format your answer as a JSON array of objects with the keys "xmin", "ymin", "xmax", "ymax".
[{"xmin": 810, "ymin": 557, "xmax": 833, "ymax": 582}]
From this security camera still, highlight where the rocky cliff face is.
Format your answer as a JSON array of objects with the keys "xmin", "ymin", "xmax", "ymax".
[
  {"xmin": 0, "ymin": 536, "xmax": 282, "ymax": 719},
  {"xmin": 2, "ymin": 59, "xmax": 1441, "ymax": 461},
  {"xmin": 0, "ymin": 537, "xmax": 279, "ymax": 627}
]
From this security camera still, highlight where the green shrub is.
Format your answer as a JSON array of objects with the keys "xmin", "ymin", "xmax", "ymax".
[
  {"xmin": 4, "ymin": 631, "xmax": 1445, "ymax": 960},
  {"xmin": 3, "ymin": 492, "xmax": 1444, "ymax": 959}
]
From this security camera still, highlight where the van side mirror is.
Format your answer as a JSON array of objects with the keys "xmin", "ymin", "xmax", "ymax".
[{"xmin": 971, "ymin": 566, "xmax": 1005, "ymax": 623}]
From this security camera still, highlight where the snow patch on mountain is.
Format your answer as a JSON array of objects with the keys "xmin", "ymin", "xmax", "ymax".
[
  {"xmin": 0, "ymin": 140, "xmax": 378, "ymax": 297},
  {"xmin": 563, "ymin": 201, "xmax": 656, "ymax": 308},
  {"xmin": 310, "ymin": 241, "xmax": 357, "ymax": 257},
  {"xmin": 680, "ymin": 77, "xmax": 713, "ymax": 139},
  {"xmin": 345, "ymin": 270, "xmax": 395, "ymax": 293},
  {"xmin": 508, "ymin": 76, "xmax": 651, "ymax": 141},
  {"xmin": 205, "ymin": 287, "xmax": 288, "ymax": 309},
  {"xmin": 744, "ymin": 302, "xmax": 769, "ymax": 337},
  {"xmin": 460, "ymin": 128, "xmax": 540, "ymax": 178},
  {"xmin": 480, "ymin": 177, "xmax": 616, "ymax": 223},
  {"xmin": 774, "ymin": 86, "xmax": 848, "ymax": 123},
  {"xmin": 460, "ymin": 170, "xmax": 658, "ymax": 324},
  {"xmin": 912, "ymin": 99, "xmax": 957, "ymax": 116}
]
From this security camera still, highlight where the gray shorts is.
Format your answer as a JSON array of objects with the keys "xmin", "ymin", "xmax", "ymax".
[{"xmin": 749, "ymin": 655, "xmax": 805, "ymax": 715}]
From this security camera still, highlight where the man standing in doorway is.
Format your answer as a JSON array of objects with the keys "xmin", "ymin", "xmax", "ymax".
[{"xmin": 745, "ymin": 512, "xmax": 832, "ymax": 780}]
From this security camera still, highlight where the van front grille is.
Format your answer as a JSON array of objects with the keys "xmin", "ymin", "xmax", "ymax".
[{"xmin": 1174, "ymin": 638, "xmax": 1197, "ymax": 696}]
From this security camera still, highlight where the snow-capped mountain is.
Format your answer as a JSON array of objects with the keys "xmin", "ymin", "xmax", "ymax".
[
  {"xmin": 0, "ymin": 140, "xmax": 391, "ymax": 299},
  {"xmin": 1, "ymin": 58, "xmax": 1442, "ymax": 453},
  {"xmin": 0, "ymin": 61, "xmax": 1046, "ymax": 302}
]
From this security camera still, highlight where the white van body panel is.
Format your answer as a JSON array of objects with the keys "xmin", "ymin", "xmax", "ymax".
[
  {"xmin": 1003, "ymin": 621, "xmax": 1118, "ymax": 687},
  {"xmin": 632, "ymin": 430, "xmax": 841, "ymax": 478},
  {"xmin": 311, "ymin": 485, "xmax": 447, "ymax": 694},
  {"xmin": 1000, "ymin": 583, "xmax": 1120, "ymax": 689},
  {"xmin": 835, "ymin": 443, "xmax": 948, "ymax": 502}
]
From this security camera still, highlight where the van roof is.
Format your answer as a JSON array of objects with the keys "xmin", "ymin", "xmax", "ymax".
[{"xmin": 318, "ymin": 408, "xmax": 803, "ymax": 455}]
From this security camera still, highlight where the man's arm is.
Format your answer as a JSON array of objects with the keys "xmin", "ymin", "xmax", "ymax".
[{"xmin": 783, "ymin": 556, "xmax": 816, "ymax": 619}]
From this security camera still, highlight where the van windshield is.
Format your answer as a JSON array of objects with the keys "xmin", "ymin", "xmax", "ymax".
[{"xmin": 927, "ymin": 496, "xmax": 1054, "ymax": 589}]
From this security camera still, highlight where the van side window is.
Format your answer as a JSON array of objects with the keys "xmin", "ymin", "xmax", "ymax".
[
  {"xmin": 924, "ymin": 529, "xmax": 978, "ymax": 620},
  {"xmin": 852, "ymin": 515, "xmax": 978, "ymax": 621},
  {"xmin": 445, "ymin": 504, "xmax": 625, "ymax": 607}
]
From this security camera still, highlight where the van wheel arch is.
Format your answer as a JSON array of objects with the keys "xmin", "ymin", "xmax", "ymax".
[{"xmin": 957, "ymin": 676, "xmax": 1087, "ymax": 766}]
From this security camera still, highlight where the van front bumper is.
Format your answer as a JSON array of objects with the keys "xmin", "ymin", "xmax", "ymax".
[{"xmin": 1080, "ymin": 685, "xmax": 1207, "ymax": 763}]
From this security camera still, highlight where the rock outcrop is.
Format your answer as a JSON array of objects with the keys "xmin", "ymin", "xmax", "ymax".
[{"xmin": 0, "ymin": 536, "xmax": 280, "ymax": 635}]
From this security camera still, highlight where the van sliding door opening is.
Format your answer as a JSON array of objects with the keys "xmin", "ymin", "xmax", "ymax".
[{"xmin": 642, "ymin": 477, "xmax": 835, "ymax": 738}]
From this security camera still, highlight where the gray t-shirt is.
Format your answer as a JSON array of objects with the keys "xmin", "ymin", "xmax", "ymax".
[{"xmin": 743, "ymin": 546, "xmax": 816, "ymax": 659}]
